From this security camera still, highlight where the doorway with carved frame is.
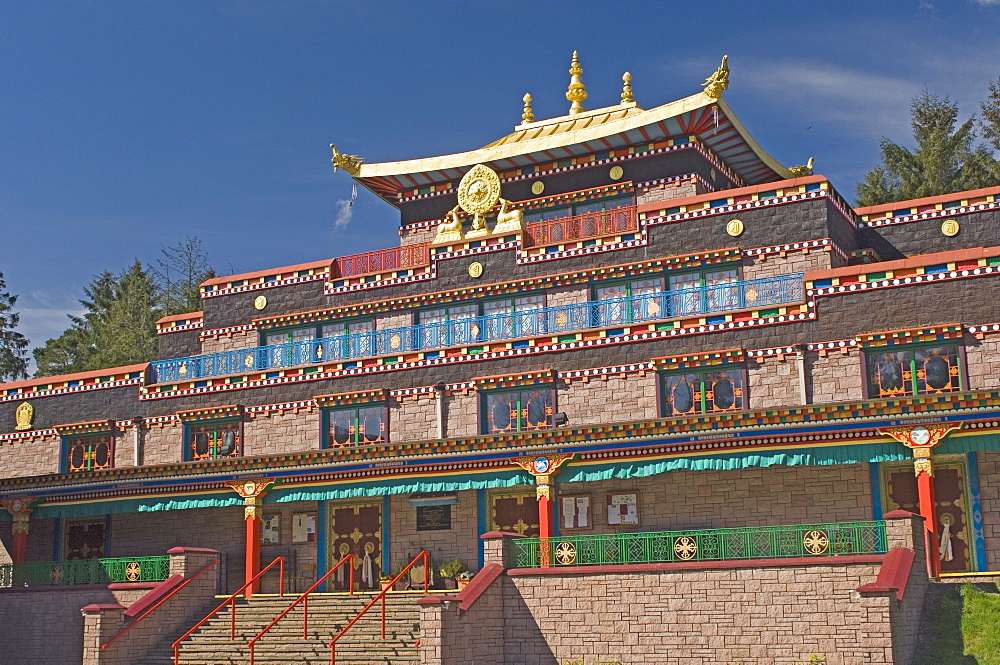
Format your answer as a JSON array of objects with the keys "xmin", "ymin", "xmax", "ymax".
[
  {"xmin": 327, "ymin": 500, "xmax": 382, "ymax": 591},
  {"xmin": 880, "ymin": 455, "xmax": 978, "ymax": 573}
]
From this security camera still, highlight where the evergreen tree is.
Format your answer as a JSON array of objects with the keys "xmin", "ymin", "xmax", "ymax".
[
  {"xmin": 980, "ymin": 77, "xmax": 1000, "ymax": 155},
  {"xmin": 153, "ymin": 236, "xmax": 215, "ymax": 317},
  {"xmin": 0, "ymin": 273, "xmax": 30, "ymax": 381},
  {"xmin": 856, "ymin": 89, "xmax": 998, "ymax": 206},
  {"xmin": 33, "ymin": 271, "xmax": 119, "ymax": 376},
  {"xmin": 91, "ymin": 261, "xmax": 160, "ymax": 368}
]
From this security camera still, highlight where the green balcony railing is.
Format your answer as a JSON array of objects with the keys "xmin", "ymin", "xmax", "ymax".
[
  {"xmin": 0, "ymin": 556, "xmax": 170, "ymax": 587},
  {"xmin": 509, "ymin": 521, "xmax": 887, "ymax": 568}
]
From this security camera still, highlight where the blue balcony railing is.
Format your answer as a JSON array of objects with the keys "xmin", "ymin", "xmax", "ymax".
[{"xmin": 150, "ymin": 273, "xmax": 803, "ymax": 383}]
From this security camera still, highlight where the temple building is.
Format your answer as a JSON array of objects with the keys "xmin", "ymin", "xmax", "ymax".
[{"xmin": 2, "ymin": 54, "xmax": 1000, "ymax": 665}]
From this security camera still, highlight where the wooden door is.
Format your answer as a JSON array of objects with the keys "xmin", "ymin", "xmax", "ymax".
[
  {"xmin": 489, "ymin": 490, "xmax": 539, "ymax": 537},
  {"xmin": 881, "ymin": 458, "xmax": 974, "ymax": 573},
  {"xmin": 64, "ymin": 518, "xmax": 106, "ymax": 560},
  {"xmin": 328, "ymin": 501, "xmax": 382, "ymax": 590}
]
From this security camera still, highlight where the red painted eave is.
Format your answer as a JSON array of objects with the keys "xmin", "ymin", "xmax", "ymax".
[
  {"xmin": 201, "ymin": 258, "xmax": 332, "ymax": 287},
  {"xmin": 637, "ymin": 174, "xmax": 830, "ymax": 214},
  {"xmin": 156, "ymin": 311, "xmax": 203, "ymax": 325},
  {"xmin": 806, "ymin": 246, "xmax": 1000, "ymax": 282},
  {"xmin": 0, "ymin": 364, "xmax": 148, "ymax": 392}
]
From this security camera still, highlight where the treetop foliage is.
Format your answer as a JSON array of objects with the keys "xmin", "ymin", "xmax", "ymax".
[
  {"xmin": 0, "ymin": 273, "xmax": 30, "ymax": 382},
  {"xmin": 32, "ymin": 238, "xmax": 214, "ymax": 378},
  {"xmin": 856, "ymin": 81, "xmax": 1000, "ymax": 207}
]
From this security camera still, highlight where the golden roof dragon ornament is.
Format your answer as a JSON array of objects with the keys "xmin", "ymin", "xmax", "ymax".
[
  {"xmin": 330, "ymin": 144, "xmax": 363, "ymax": 176},
  {"xmin": 702, "ymin": 55, "xmax": 730, "ymax": 100}
]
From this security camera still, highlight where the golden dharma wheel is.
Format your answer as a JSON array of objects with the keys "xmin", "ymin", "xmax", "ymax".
[
  {"xmin": 458, "ymin": 164, "xmax": 501, "ymax": 215},
  {"xmin": 555, "ymin": 541, "xmax": 577, "ymax": 565}
]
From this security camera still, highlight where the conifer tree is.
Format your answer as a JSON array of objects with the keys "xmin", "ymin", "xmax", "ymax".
[
  {"xmin": 153, "ymin": 236, "xmax": 215, "ymax": 317},
  {"xmin": 0, "ymin": 273, "xmax": 30, "ymax": 381},
  {"xmin": 856, "ymin": 89, "xmax": 998, "ymax": 206}
]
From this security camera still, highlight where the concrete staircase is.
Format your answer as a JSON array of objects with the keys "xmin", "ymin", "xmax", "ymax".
[{"xmin": 134, "ymin": 593, "xmax": 422, "ymax": 665}]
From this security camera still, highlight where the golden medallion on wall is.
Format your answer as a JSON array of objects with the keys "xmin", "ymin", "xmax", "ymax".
[
  {"xmin": 254, "ymin": 295, "xmax": 268, "ymax": 310},
  {"xmin": 609, "ymin": 165, "xmax": 624, "ymax": 181},
  {"xmin": 726, "ymin": 219, "xmax": 745, "ymax": 237},
  {"xmin": 941, "ymin": 219, "xmax": 960, "ymax": 237},
  {"xmin": 14, "ymin": 402, "xmax": 33, "ymax": 431},
  {"xmin": 531, "ymin": 181, "xmax": 545, "ymax": 195},
  {"xmin": 468, "ymin": 261, "xmax": 484, "ymax": 278},
  {"xmin": 457, "ymin": 164, "xmax": 501, "ymax": 215}
]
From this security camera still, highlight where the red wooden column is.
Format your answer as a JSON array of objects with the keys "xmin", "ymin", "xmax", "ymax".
[
  {"xmin": 510, "ymin": 455, "xmax": 573, "ymax": 567},
  {"xmin": 0, "ymin": 497, "xmax": 38, "ymax": 564},
  {"xmin": 879, "ymin": 424, "xmax": 961, "ymax": 578},
  {"xmin": 227, "ymin": 479, "xmax": 274, "ymax": 597}
]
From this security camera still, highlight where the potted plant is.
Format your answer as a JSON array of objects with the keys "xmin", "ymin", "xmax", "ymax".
[
  {"xmin": 455, "ymin": 570, "xmax": 474, "ymax": 590},
  {"xmin": 437, "ymin": 558, "xmax": 468, "ymax": 589},
  {"xmin": 379, "ymin": 574, "xmax": 393, "ymax": 591}
]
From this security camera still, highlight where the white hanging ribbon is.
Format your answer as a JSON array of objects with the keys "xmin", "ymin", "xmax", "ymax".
[{"xmin": 939, "ymin": 522, "xmax": 954, "ymax": 562}]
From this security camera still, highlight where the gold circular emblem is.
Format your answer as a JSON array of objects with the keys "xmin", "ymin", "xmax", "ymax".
[
  {"xmin": 390, "ymin": 333, "xmax": 401, "ymax": 350},
  {"xmin": 674, "ymin": 535, "xmax": 698, "ymax": 560},
  {"xmin": 254, "ymin": 295, "xmax": 268, "ymax": 310},
  {"xmin": 531, "ymin": 181, "xmax": 545, "ymax": 196},
  {"xmin": 178, "ymin": 364, "xmax": 188, "ymax": 377},
  {"xmin": 726, "ymin": 219, "xmax": 745, "ymax": 237},
  {"xmin": 244, "ymin": 354, "xmax": 254, "ymax": 368},
  {"xmin": 609, "ymin": 165, "xmax": 624, "ymax": 181},
  {"xmin": 457, "ymin": 164, "xmax": 501, "ymax": 215},
  {"xmin": 941, "ymin": 219, "xmax": 960, "ymax": 237},
  {"xmin": 468, "ymin": 261, "xmax": 484, "ymax": 278},
  {"xmin": 555, "ymin": 541, "xmax": 577, "ymax": 565},
  {"xmin": 803, "ymin": 530, "xmax": 829, "ymax": 555},
  {"xmin": 125, "ymin": 561, "xmax": 142, "ymax": 581}
]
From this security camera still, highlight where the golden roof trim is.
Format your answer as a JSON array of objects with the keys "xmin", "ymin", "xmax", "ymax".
[{"xmin": 356, "ymin": 91, "xmax": 791, "ymax": 181}]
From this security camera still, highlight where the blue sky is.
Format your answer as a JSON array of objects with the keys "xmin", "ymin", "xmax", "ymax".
[{"xmin": 2, "ymin": 1, "xmax": 998, "ymax": 365}]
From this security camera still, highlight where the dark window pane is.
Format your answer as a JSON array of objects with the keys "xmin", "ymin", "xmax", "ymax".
[
  {"xmin": 868, "ymin": 351, "xmax": 908, "ymax": 397},
  {"xmin": 70, "ymin": 444, "xmax": 85, "ymax": 470},
  {"xmin": 194, "ymin": 432, "xmax": 209, "ymax": 457},
  {"xmin": 94, "ymin": 442, "xmax": 109, "ymax": 467},
  {"xmin": 331, "ymin": 414, "xmax": 353, "ymax": 446},
  {"xmin": 488, "ymin": 393, "xmax": 514, "ymax": 433},
  {"xmin": 915, "ymin": 345, "xmax": 960, "ymax": 393},
  {"xmin": 522, "ymin": 390, "xmax": 553, "ymax": 429},
  {"xmin": 712, "ymin": 376, "xmax": 735, "ymax": 410},
  {"xmin": 219, "ymin": 429, "xmax": 236, "ymax": 456}
]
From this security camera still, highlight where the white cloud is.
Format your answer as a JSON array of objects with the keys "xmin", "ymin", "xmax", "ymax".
[
  {"xmin": 333, "ymin": 199, "xmax": 354, "ymax": 230},
  {"xmin": 970, "ymin": 0, "xmax": 1000, "ymax": 5}
]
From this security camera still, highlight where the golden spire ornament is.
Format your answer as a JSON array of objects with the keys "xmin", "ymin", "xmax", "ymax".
[
  {"xmin": 521, "ymin": 93, "xmax": 534, "ymax": 124},
  {"xmin": 621, "ymin": 72, "xmax": 633, "ymax": 104},
  {"xmin": 565, "ymin": 51, "xmax": 588, "ymax": 115},
  {"xmin": 702, "ymin": 55, "xmax": 730, "ymax": 101}
]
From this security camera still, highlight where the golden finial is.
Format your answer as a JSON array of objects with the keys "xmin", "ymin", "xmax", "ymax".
[
  {"xmin": 789, "ymin": 157, "xmax": 815, "ymax": 177},
  {"xmin": 702, "ymin": 55, "xmax": 730, "ymax": 100},
  {"xmin": 621, "ymin": 72, "xmax": 633, "ymax": 104},
  {"xmin": 566, "ymin": 51, "xmax": 588, "ymax": 115},
  {"xmin": 521, "ymin": 93, "xmax": 534, "ymax": 124}
]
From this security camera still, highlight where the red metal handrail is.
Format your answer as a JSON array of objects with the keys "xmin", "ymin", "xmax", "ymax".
[
  {"xmin": 333, "ymin": 242, "xmax": 430, "ymax": 279},
  {"xmin": 172, "ymin": 557, "xmax": 284, "ymax": 665},
  {"xmin": 100, "ymin": 559, "xmax": 219, "ymax": 650},
  {"xmin": 524, "ymin": 205, "xmax": 638, "ymax": 248},
  {"xmin": 328, "ymin": 551, "xmax": 429, "ymax": 665},
  {"xmin": 245, "ymin": 554, "xmax": 355, "ymax": 665}
]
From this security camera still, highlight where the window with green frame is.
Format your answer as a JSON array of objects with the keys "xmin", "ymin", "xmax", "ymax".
[
  {"xmin": 482, "ymin": 388, "xmax": 555, "ymax": 434},
  {"xmin": 186, "ymin": 419, "xmax": 241, "ymax": 461},
  {"xmin": 865, "ymin": 343, "xmax": 963, "ymax": 398},
  {"xmin": 667, "ymin": 267, "xmax": 740, "ymax": 316},
  {"xmin": 522, "ymin": 194, "xmax": 634, "ymax": 224},
  {"xmin": 660, "ymin": 367, "xmax": 746, "ymax": 417},
  {"xmin": 64, "ymin": 433, "xmax": 114, "ymax": 472},
  {"xmin": 323, "ymin": 405, "xmax": 388, "ymax": 448}
]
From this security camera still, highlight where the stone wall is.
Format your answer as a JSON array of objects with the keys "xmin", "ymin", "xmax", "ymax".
[
  {"xmin": 200, "ymin": 329, "xmax": 256, "ymax": 355},
  {"xmin": 977, "ymin": 450, "xmax": 1000, "ymax": 571},
  {"xmin": 742, "ymin": 246, "xmax": 836, "ymax": 281},
  {"xmin": 400, "ymin": 224, "xmax": 437, "ymax": 247},
  {"xmin": 392, "ymin": 393, "xmax": 438, "ymax": 442},
  {"xmin": 375, "ymin": 311, "xmax": 412, "ymax": 330},
  {"xmin": 636, "ymin": 179, "xmax": 703, "ymax": 206},
  {"xmin": 142, "ymin": 420, "xmax": 183, "ymax": 466},
  {"xmin": 544, "ymin": 286, "xmax": 588, "ymax": 308},
  {"xmin": 966, "ymin": 332, "xmax": 1000, "ymax": 391},
  {"xmin": 422, "ymin": 516, "xmax": 927, "ymax": 665},
  {"xmin": 557, "ymin": 372, "xmax": 657, "ymax": 428},
  {"xmin": 387, "ymin": 491, "xmax": 479, "ymax": 573},
  {"xmin": 749, "ymin": 353, "xmax": 801, "ymax": 409},
  {"xmin": 807, "ymin": 348, "xmax": 864, "ymax": 404},
  {"xmin": 244, "ymin": 407, "xmax": 319, "ymax": 456},
  {"xmin": 1, "ymin": 431, "xmax": 61, "ymax": 478}
]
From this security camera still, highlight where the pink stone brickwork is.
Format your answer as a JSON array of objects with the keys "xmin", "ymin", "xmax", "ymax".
[
  {"xmin": 0, "ymin": 432, "xmax": 61, "ymax": 478},
  {"xmin": 807, "ymin": 349, "xmax": 864, "ymax": 404},
  {"xmin": 443, "ymin": 391, "xmax": 479, "ymax": 439},
  {"xmin": 391, "ymin": 394, "xmax": 438, "ymax": 442},
  {"xmin": 571, "ymin": 463, "xmax": 873, "ymax": 532},
  {"xmin": 388, "ymin": 490, "xmax": 478, "ymax": 572},
  {"xmin": 375, "ymin": 311, "xmax": 412, "ymax": 330},
  {"xmin": 966, "ymin": 332, "xmax": 1000, "ymax": 391},
  {"xmin": 142, "ymin": 420, "xmax": 183, "ymax": 466},
  {"xmin": 749, "ymin": 354, "xmax": 800, "ymax": 409},
  {"xmin": 200, "ymin": 329, "xmax": 256, "ymax": 355},
  {"xmin": 244, "ymin": 408, "xmax": 320, "ymax": 456},
  {"xmin": 557, "ymin": 372, "xmax": 657, "ymax": 427},
  {"xmin": 977, "ymin": 450, "xmax": 1000, "ymax": 571},
  {"xmin": 636, "ymin": 179, "xmax": 703, "ymax": 206},
  {"xmin": 544, "ymin": 285, "xmax": 588, "ymax": 308},
  {"xmin": 742, "ymin": 246, "xmax": 836, "ymax": 281},
  {"xmin": 400, "ymin": 224, "xmax": 437, "ymax": 247}
]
